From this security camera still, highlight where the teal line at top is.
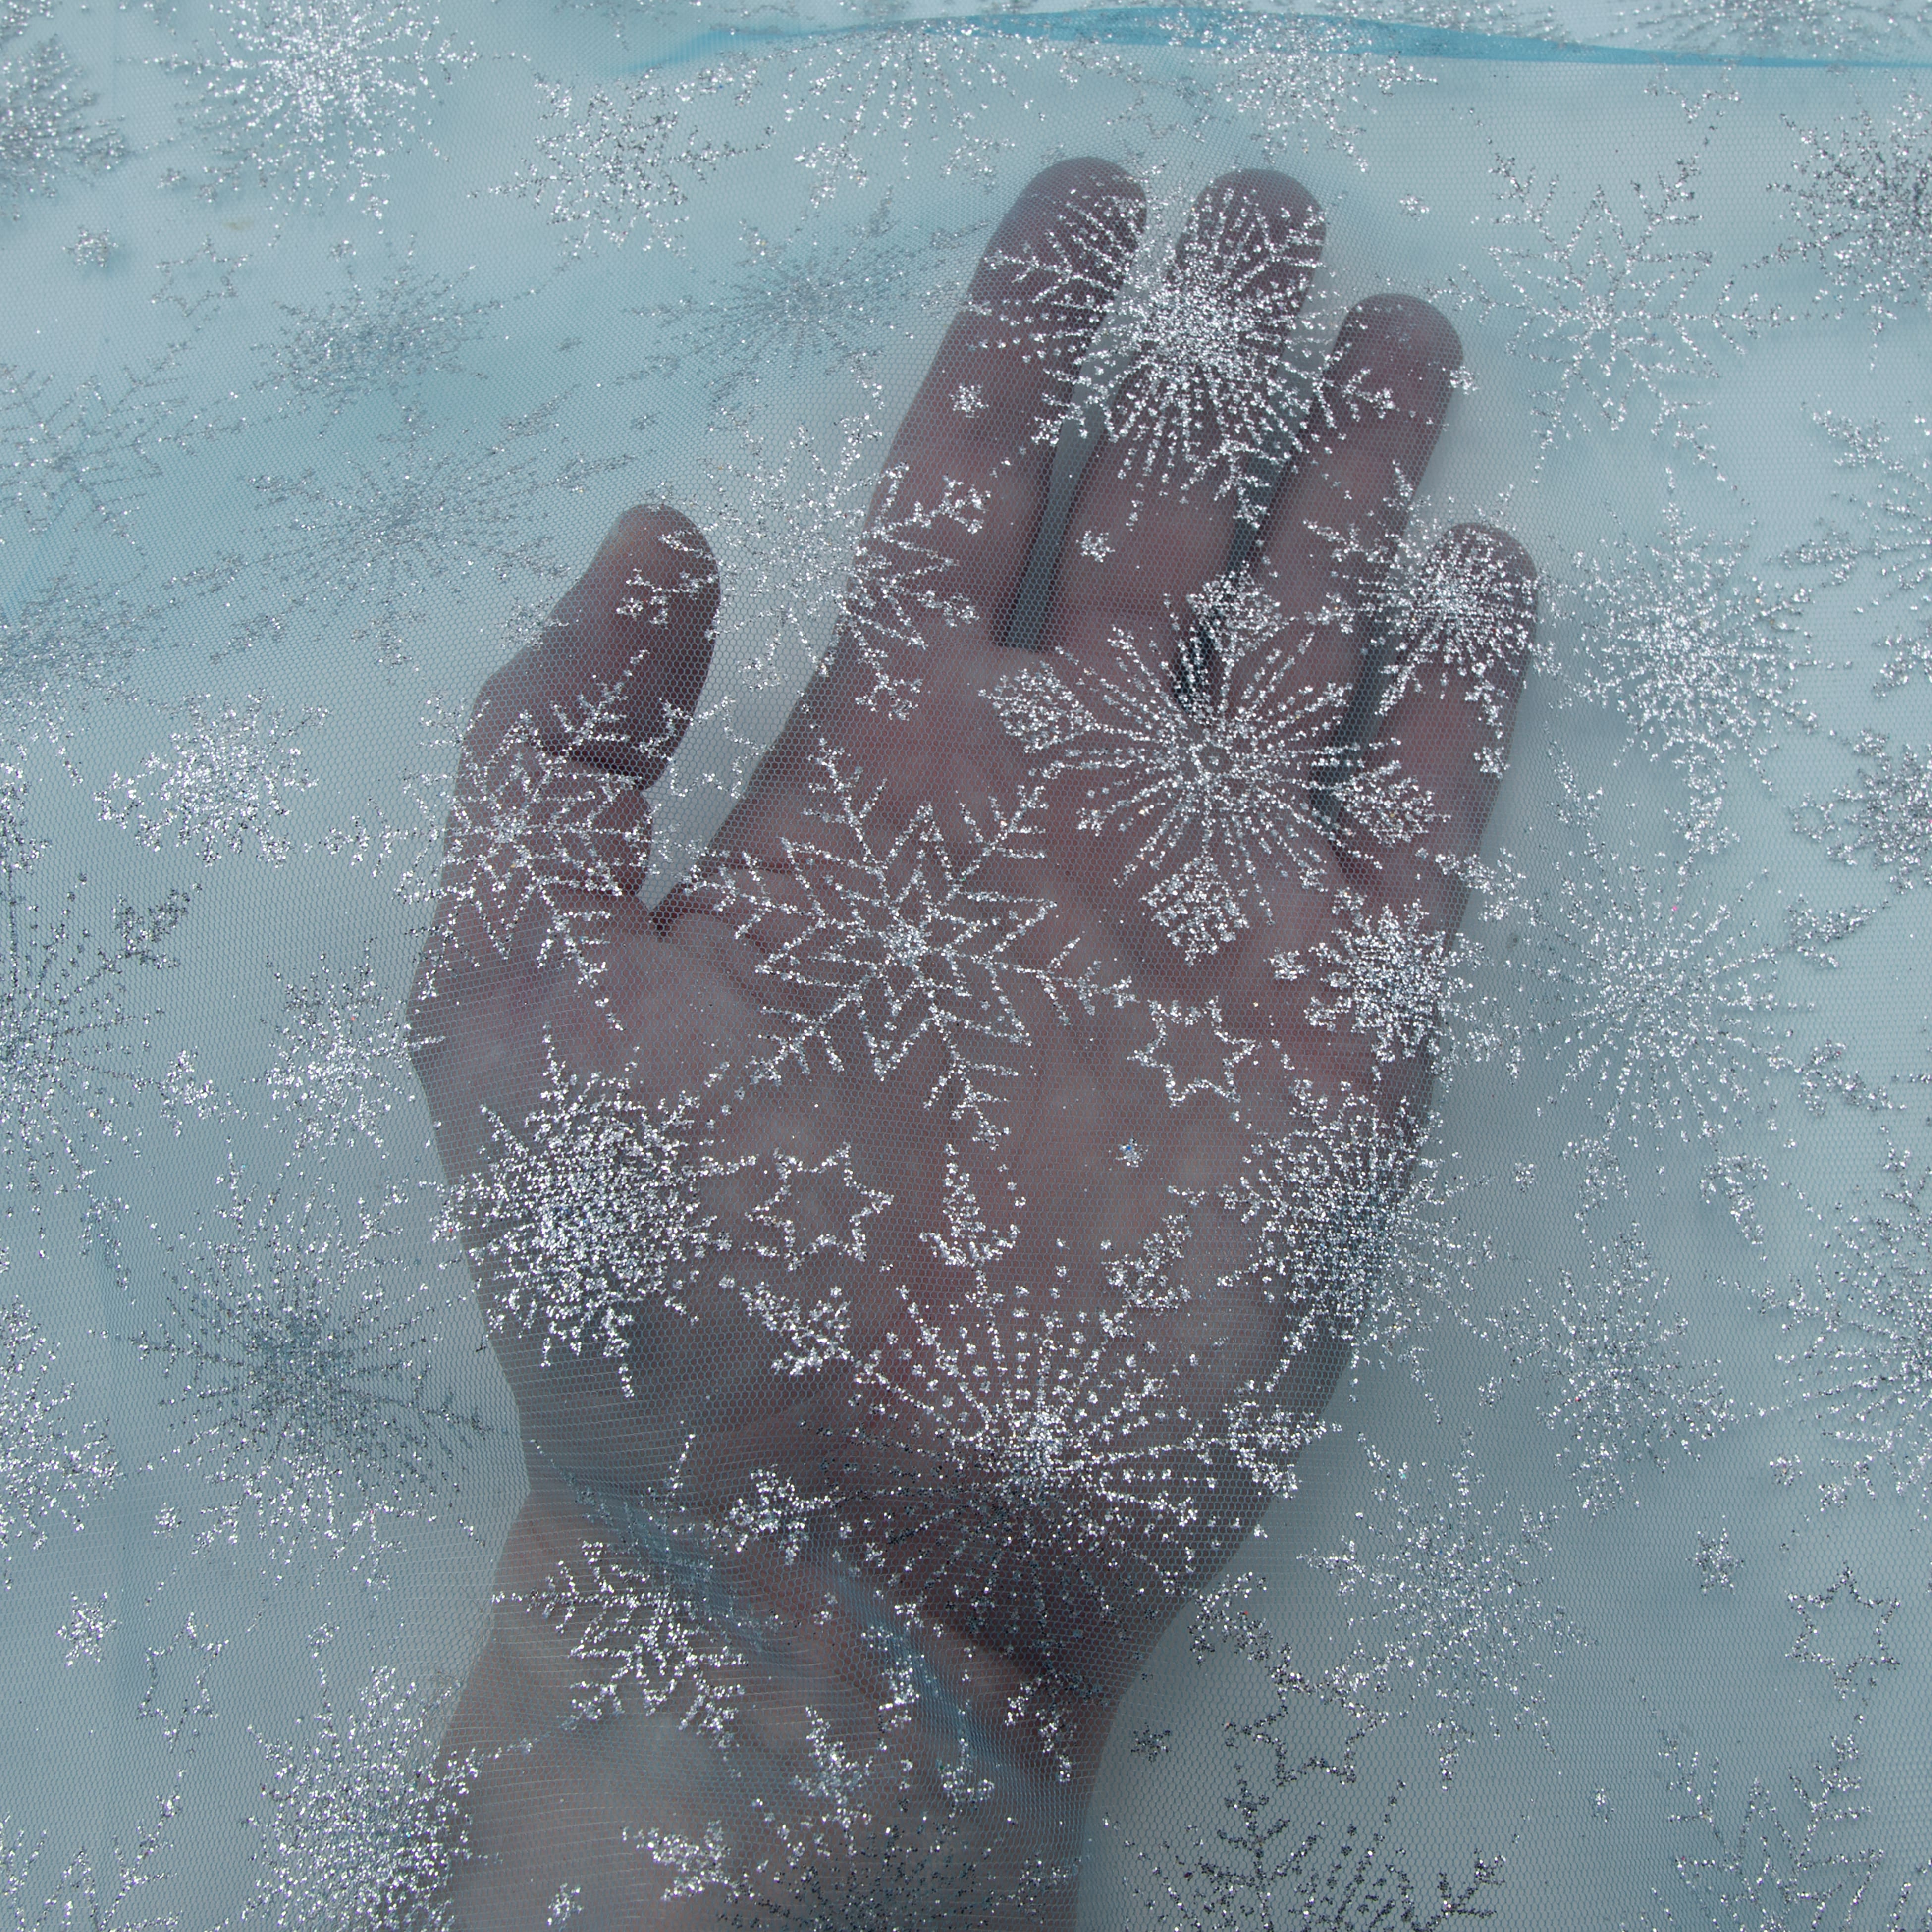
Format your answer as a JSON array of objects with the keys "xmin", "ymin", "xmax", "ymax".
[{"xmin": 624, "ymin": 6, "xmax": 1932, "ymax": 72}]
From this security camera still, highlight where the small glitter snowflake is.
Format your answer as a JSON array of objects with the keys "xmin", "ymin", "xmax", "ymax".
[
  {"xmin": 985, "ymin": 570, "xmax": 1432, "ymax": 963},
  {"xmin": 59, "ymin": 1594, "xmax": 114, "ymax": 1664},
  {"xmin": 96, "ymin": 692, "xmax": 323, "ymax": 867},
  {"xmin": 1510, "ymin": 769, "xmax": 1778, "ymax": 1151},
  {"xmin": 1776, "ymin": 91, "xmax": 1932, "ymax": 331},
  {"xmin": 1309, "ymin": 1436, "xmax": 1571, "ymax": 1779},
  {"xmin": 1283, "ymin": 891, "xmax": 1472, "ymax": 1079},
  {"xmin": 0, "ymin": 1299, "xmax": 117, "ymax": 1579},
  {"xmin": 445, "ymin": 1039, "xmax": 746, "ymax": 1397},
  {"xmin": 1492, "ymin": 1224, "xmax": 1732, "ymax": 1511},
  {"xmin": 1796, "ymin": 732, "xmax": 1932, "ymax": 893},
  {"xmin": 248, "ymin": 1659, "xmax": 469, "ymax": 1927},
  {"xmin": 1567, "ymin": 498, "xmax": 1810, "ymax": 838},
  {"xmin": 0, "ymin": 32, "xmax": 124, "ymax": 216},
  {"xmin": 260, "ymin": 948, "xmax": 413, "ymax": 1154}
]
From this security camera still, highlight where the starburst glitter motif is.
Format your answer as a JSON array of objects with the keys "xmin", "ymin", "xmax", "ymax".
[
  {"xmin": 0, "ymin": 355, "xmax": 180, "ymax": 541},
  {"xmin": 96, "ymin": 692, "xmax": 323, "ymax": 866},
  {"xmin": 659, "ymin": 208, "xmax": 924, "ymax": 404},
  {"xmin": 253, "ymin": 405, "xmax": 626, "ymax": 661},
  {"xmin": 138, "ymin": 1171, "xmax": 491, "ymax": 1576},
  {"xmin": 1076, "ymin": 177, "xmax": 1324, "ymax": 521},
  {"xmin": 0, "ymin": 26, "xmax": 123, "ymax": 217},
  {"xmin": 445, "ymin": 1039, "xmax": 745, "ymax": 1397},
  {"xmin": 0, "ymin": 1805, "xmax": 174, "ymax": 1932},
  {"xmin": 262, "ymin": 250, "xmax": 498, "ymax": 414},
  {"xmin": 497, "ymin": 62, "xmax": 747, "ymax": 256},
  {"xmin": 247, "ymin": 1656, "xmax": 467, "ymax": 1929},
  {"xmin": 711, "ymin": 738, "xmax": 1086, "ymax": 1145},
  {"xmin": 1219, "ymin": 1085, "xmax": 1415, "ymax": 1335},
  {"xmin": 1443, "ymin": 154, "xmax": 1719, "ymax": 461},
  {"xmin": 1796, "ymin": 732, "xmax": 1932, "ymax": 893},
  {"xmin": 1308, "ymin": 1436, "xmax": 1571, "ymax": 1778},
  {"xmin": 177, "ymin": 0, "xmax": 474, "ymax": 206},
  {"xmin": 1210, "ymin": 18, "xmax": 1423, "ymax": 174},
  {"xmin": 0, "ymin": 569, "xmax": 151, "ymax": 747},
  {"xmin": 1799, "ymin": 410, "xmax": 1932, "ymax": 616},
  {"xmin": 1775, "ymin": 91, "xmax": 1932, "ymax": 332},
  {"xmin": 842, "ymin": 1281, "xmax": 1203, "ymax": 1657},
  {"xmin": 1493, "ymin": 1225, "xmax": 1732, "ymax": 1511},
  {"xmin": 985, "ymin": 570, "xmax": 1431, "ymax": 963},
  {"xmin": 0, "ymin": 1298, "xmax": 116, "ymax": 1580}
]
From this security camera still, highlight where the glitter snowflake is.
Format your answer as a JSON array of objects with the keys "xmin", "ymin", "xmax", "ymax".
[
  {"xmin": 519, "ymin": 1497, "xmax": 744, "ymax": 1734},
  {"xmin": 1797, "ymin": 410, "xmax": 1932, "ymax": 616},
  {"xmin": 259, "ymin": 948, "xmax": 413, "ymax": 1155},
  {"xmin": 1442, "ymin": 155, "xmax": 1720, "ymax": 462},
  {"xmin": 1509, "ymin": 771, "xmax": 1778, "ymax": 1151},
  {"xmin": 1219, "ymin": 1085, "xmax": 1415, "ymax": 1324},
  {"xmin": 1123, "ymin": 1772, "xmax": 1505, "ymax": 1930},
  {"xmin": 175, "ymin": 0, "xmax": 473, "ymax": 207},
  {"xmin": 0, "ymin": 30, "xmax": 124, "ymax": 216},
  {"xmin": 0, "ymin": 355, "xmax": 181, "ymax": 541},
  {"xmin": 1613, "ymin": 0, "xmax": 1925, "ymax": 58},
  {"xmin": 698, "ymin": 415, "xmax": 983, "ymax": 719},
  {"xmin": 96, "ymin": 692, "xmax": 322, "ymax": 866},
  {"xmin": 1566, "ymin": 498, "xmax": 1811, "ymax": 843},
  {"xmin": 985, "ymin": 570, "xmax": 1432, "ymax": 963},
  {"xmin": 1374, "ymin": 518, "xmax": 1540, "ymax": 779},
  {"xmin": 1692, "ymin": 1525, "xmax": 1740, "ymax": 1591},
  {"xmin": 418, "ymin": 606, "xmax": 698, "ymax": 1002},
  {"xmin": 247, "ymin": 1657, "xmax": 467, "ymax": 1930},
  {"xmin": 1796, "ymin": 732, "xmax": 1932, "ymax": 893},
  {"xmin": 1069, "ymin": 176, "xmax": 1324, "ymax": 522},
  {"xmin": 0, "ymin": 1805, "xmax": 174, "ymax": 1932},
  {"xmin": 0, "ymin": 1298, "xmax": 116, "ymax": 1580},
  {"xmin": 1277, "ymin": 891, "xmax": 1473, "ymax": 1080},
  {"xmin": 496, "ymin": 62, "xmax": 748, "ymax": 256},
  {"xmin": 261, "ymin": 250, "xmax": 499, "ymax": 414},
  {"xmin": 137, "ymin": 1171, "xmax": 491, "ymax": 1575},
  {"xmin": 0, "ymin": 568, "xmax": 151, "ymax": 747},
  {"xmin": 1209, "ymin": 18, "xmax": 1424, "ymax": 174},
  {"xmin": 0, "ymin": 771, "xmax": 197, "ymax": 1191},
  {"xmin": 1771, "ymin": 1151, "xmax": 1932, "ymax": 1514},
  {"xmin": 1774, "ymin": 90, "xmax": 1932, "ymax": 332},
  {"xmin": 1310, "ymin": 1436, "xmax": 1571, "ymax": 1777},
  {"xmin": 1492, "ymin": 1225, "xmax": 1732, "ymax": 1511},
  {"xmin": 710, "ymin": 738, "xmax": 1087, "ymax": 1145},
  {"xmin": 443, "ymin": 1040, "xmax": 744, "ymax": 1397}
]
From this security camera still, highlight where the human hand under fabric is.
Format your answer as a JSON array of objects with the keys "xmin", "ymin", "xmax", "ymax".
[{"xmin": 409, "ymin": 157, "xmax": 1537, "ymax": 1928}]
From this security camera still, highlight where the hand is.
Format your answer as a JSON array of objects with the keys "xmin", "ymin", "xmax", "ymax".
[{"xmin": 411, "ymin": 158, "xmax": 1536, "ymax": 1928}]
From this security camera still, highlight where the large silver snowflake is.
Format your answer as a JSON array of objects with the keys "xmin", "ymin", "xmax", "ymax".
[
  {"xmin": 985, "ymin": 571, "xmax": 1432, "ymax": 963},
  {"xmin": 712, "ymin": 738, "xmax": 1084, "ymax": 1145}
]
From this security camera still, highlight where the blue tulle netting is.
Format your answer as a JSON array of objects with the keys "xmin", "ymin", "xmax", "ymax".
[{"xmin": 2, "ymin": 0, "xmax": 1931, "ymax": 1922}]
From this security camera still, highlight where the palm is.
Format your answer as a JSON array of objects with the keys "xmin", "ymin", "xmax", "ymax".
[{"xmin": 411, "ymin": 160, "xmax": 1534, "ymax": 1928}]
